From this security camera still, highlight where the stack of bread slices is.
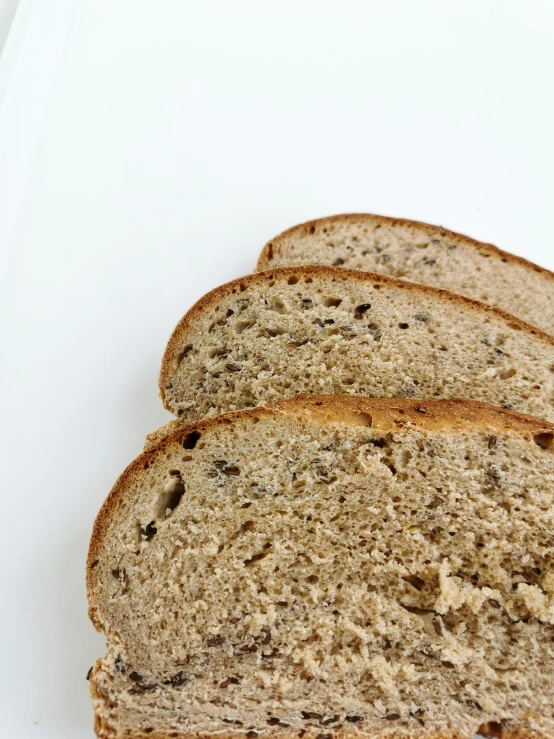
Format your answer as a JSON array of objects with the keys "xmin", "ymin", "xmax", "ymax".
[{"xmin": 87, "ymin": 214, "xmax": 554, "ymax": 739}]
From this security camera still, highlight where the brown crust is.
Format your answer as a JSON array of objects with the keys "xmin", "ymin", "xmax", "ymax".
[
  {"xmin": 87, "ymin": 394, "xmax": 554, "ymax": 631},
  {"xmin": 256, "ymin": 213, "xmax": 554, "ymax": 284},
  {"xmin": 158, "ymin": 264, "xmax": 554, "ymax": 412}
]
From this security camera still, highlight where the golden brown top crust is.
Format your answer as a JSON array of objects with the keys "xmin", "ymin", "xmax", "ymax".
[
  {"xmin": 256, "ymin": 212, "xmax": 554, "ymax": 283},
  {"xmin": 158, "ymin": 265, "xmax": 554, "ymax": 411},
  {"xmin": 87, "ymin": 394, "xmax": 554, "ymax": 630}
]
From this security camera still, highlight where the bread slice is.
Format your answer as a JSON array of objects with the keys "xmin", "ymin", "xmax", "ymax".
[
  {"xmin": 88, "ymin": 395, "xmax": 554, "ymax": 739},
  {"xmin": 159, "ymin": 265, "xmax": 554, "ymax": 424},
  {"xmin": 256, "ymin": 214, "xmax": 554, "ymax": 335}
]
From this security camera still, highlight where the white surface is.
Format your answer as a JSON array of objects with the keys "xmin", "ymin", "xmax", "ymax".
[
  {"xmin": 0, "ymin": 0, "xmax": 20, "ymax": 56},
  {"xmin": 1, "ymin": 1, "xmax": 554, "ymax": 737}
]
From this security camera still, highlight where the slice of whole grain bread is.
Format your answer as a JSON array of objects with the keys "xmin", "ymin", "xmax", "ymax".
[
  {"xmin": 256, "ymin": 214, "xmax": 554, "ymax": 334},
  {"xmin": 88, "ymin": 395, "xmax": 554, "ymax": 739},
  {"xmin": 159, "ymin": 266, "xmax": 554, "ymax": 424}
]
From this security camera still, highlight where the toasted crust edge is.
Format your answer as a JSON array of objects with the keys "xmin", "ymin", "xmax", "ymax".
[
  {"xmin": 87, "ymin": 394, "xmax": 554, "ymax": 632},
  {"xmin": 255, "ymin": 213, "xmax": 554, "ymax": 284},
  {"xmin": 158, "ymin": 265, "xmax": 554, "ymax": 413}
]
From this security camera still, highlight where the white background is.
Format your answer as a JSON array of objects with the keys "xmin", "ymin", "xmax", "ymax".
[{"xmin": 1, "ymin": 1, "xmax": 554, "ymax": 737}]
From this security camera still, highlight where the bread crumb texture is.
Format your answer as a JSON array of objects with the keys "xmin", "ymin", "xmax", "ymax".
[
  {"xmin": 160, "ymin": 266, "xmax": 554, "ymax": 424},
  {"xmin": 257, "ymin": 214, "xmax": 554, "ymax": 335},
  {"xmin": 88, "ymin": 397, "xmax": 554, "ymax": 739}
]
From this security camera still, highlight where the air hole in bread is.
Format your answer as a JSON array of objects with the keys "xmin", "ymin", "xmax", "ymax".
[
  {"xmin": 403, "ymin": 574, "xmax": 425, "ymax": 591},
  {"xmin": 287, "ymin": 276, "xmax": 299, "ymax": 285},
  {"xmin": 154, "ymin": 480, "xmax": 185, "ymax": 520},
  {"xmin": 322, "ymin": 297, "xmax": 342, "ymax": 308},
  {"xmin": 356, "ymin": 412, "xmax": 373, "ymax": 428},
  {"xmin": 182, "ymin": 431, "xmax": 200, "ymax": 450},
  {"xmin": 498, "ymin": 368, "xmax": 517, "ymax": 380},
  {"xmin": 235, "ymin": 320, "xmax": 255, "ymax": 334},
  {"xmin": 244, "ymin": 543, "xmax": 272, "ymax": 567},
  {"xmin": 176, "ymin": 345, "xmax": 193, "ymax": 364},
  {"xmin": 534, "ymin": 432, "xmax": 554, "ymax": 449},
  {"xmin": 139, "ymin": 522, "xmax": 157, "ymax": 542}
]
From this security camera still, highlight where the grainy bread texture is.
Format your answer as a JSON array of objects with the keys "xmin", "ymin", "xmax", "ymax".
[
  {"xmin": 88, "ymin": 396, "xmax": 554, "ymax": 739},
  {"xmin": 256, "ymin": 214, "xmax": 554, "ymax": 335},
  {"xmin": 159, "ymin": 266, "xmax": 554, "ymax": 424}
]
